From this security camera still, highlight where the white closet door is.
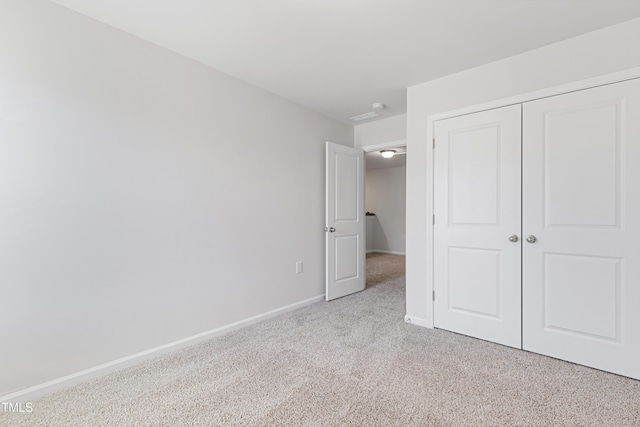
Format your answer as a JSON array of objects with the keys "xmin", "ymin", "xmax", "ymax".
[
  {"xmin": 434, "ymin": 105, "xmax": 522, "ymax": 348},
  {"xmin": 522, "ymin": 78, "xmax": 640, "ymax": 380}
]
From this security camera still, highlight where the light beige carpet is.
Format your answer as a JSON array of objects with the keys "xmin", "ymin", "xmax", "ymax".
[{"xmin": 2, "ymin": 253, "xmax": 639, "ymax": 426}]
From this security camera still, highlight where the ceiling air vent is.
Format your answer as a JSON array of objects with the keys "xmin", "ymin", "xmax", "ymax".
[{"xmin": 349, "ymin": 103, "xmax": 387, "ymax": 122}]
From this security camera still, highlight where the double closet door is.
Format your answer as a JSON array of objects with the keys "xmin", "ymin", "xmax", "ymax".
[{"xmin": 433, "ymin": 78, "xmax": 640, "ymax": 380}]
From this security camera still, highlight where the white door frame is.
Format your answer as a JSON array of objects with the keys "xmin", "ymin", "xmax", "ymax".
[
  {"xmin": 421, "ymin": 66, "xmax": 640, "ymax": 329},
  {"xmin": 326, "ymin": 139, "xmax": 407, "ymax": 302},
  {"xmin": 360, "ymin": 139, "xmax": 407, "ymax": 154}
]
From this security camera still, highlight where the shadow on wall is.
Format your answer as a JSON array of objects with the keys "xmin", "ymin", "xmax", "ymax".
[{"xmin": 366, "ymin": 214, "xmax": 390, "ymax": 253}]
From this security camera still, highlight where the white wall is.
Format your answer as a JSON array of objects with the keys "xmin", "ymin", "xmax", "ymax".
[
  {"xmin": 0, "ymin": 0, "xmax": 353, "ymax": 397},
  {"xmin": 355, "ymin": 114, "xmax": 406, "ymax": 148},
  {"xmin": 365, "ymin": 167, "xmax": 406, "ymax": 254},
  {"xmin": 406, "ymin": 17, "xmax": 640, "ymax": 326}
]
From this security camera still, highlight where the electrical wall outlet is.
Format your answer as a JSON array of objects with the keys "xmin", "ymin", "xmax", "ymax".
[{"xmin": 296, "ymin": 261, "xmax": 303, "ymax": 274}]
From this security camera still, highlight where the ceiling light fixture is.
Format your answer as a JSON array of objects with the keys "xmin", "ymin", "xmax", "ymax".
[{"xmin": 380, "ymin": 150, "xmax": 396, "ymax": 158}]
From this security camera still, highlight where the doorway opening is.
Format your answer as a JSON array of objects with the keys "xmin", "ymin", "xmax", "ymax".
[{"xmin": 364, "ymin": 144, "xmax": 406, "ymax": 290}]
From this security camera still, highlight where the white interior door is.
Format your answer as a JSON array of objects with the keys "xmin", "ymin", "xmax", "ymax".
[
  {"xmin": 522, "ymin": 78, "xmax": 640, "ymax": 380},
  {"xmin": 433, "ymin": 105, "xmax": 522, "ymax": 348},
  {"xmin": 325, "ymin": 142, "xmax": 365, "ymax": 301}
]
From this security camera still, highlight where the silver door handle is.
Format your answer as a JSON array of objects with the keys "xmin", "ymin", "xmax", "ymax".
[
  {"xmin": 526, "ymin": 235, "xmax": 537, "ymax": 243},
  {"xmin": 508, "ymin": 234, "xmax": 519, "ymax": 243},
  {"xmin": 325, "ymin": 227, "xmax": 336, "ymax": 233}
]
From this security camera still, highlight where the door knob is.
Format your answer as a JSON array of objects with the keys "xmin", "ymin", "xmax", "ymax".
[
  {"xmin": 325, "ymin": 227, "xmax": 336, "ymax": 233},
  {"xmin": 526, "ymin": 235, "xmax": 537, "ymax": 243},
  {"xmin": 508, "ymin": 234, "xmax": 519, "ymax": 243}
]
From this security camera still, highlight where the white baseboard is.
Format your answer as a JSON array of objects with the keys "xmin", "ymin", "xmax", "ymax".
[
  {"xmin": 368, "ymin": 250, "xmax": 406, "ymax": 256},
  {"xmin": 404, "ymin": 315, "xmax": 432, "ymax": 328},
  {"xmin": 1, "ymin": 294, "xmax": 325, "ymax": 403}
]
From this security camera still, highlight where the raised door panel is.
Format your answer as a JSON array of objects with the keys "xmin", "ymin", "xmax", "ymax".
[
  {"xmin": 448, "ymin": 247, "xmax": 501, "ymax": 318},
  {"xmin": 522, "ymin": 78, "xmax": 640, "ymax": 380},
  {"xmin": 543, "ymin": 101, "xmax": 621, "ymax": 228},
  {"xmin": 434, "ymin": 104, "xmax": 522, "ymax": 349},
  {"xmin": 543, "ymin": 254, "xmax": 621, "ymax": 342},
  {"xmin": 335, "ymin": 235, "xmax": 359, "ymax": 282},
  {"xmin": 449, "ymin": 125, "xmax": 500, "ymax": 225},
  {"xmin": 335, "ymin": 153, "xmax": 359, "ymax": 221}
]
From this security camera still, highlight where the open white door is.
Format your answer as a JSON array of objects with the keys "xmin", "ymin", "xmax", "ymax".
[{"xmin": 325, "ymin": 141, "xmax": 366, "ymax": 301}]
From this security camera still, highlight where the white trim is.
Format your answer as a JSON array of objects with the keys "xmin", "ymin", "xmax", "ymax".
[
  {"xmin": 404, "ymin": 315, "xmax": 432, "ymax": 328},
  {"xmin": 368, "ymin": 249, "xmax": 406, "ymax": 256},
  {"xmin": 425, "ymin": 67, "xmax": 640, "ymax": 331},
  {"xmin": 429, "ymin": 67, "xmax": 640, "ymax": 123},
  {"xmin": 360, "ymin": 139, "xmax": 407, "ymax": 153},
  {"xmin": 428, "ymin": 121, "xmax": 435, "ymax": 329},
  {"xmin": 0, "ymin": 294, "xmax": 324, "ymax": 403}
]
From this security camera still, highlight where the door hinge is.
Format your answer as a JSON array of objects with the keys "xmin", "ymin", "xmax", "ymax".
[
  {"xmin": 433, "ymin": 138, "xmax": 435, "ymax": 149},
  {"xmin": 432, "ymin": 291, "xmax": 435, "ymax": 301},
  {"xmin": 432, "ymin": 214, "xmax": 435, "ymax": 225}
]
